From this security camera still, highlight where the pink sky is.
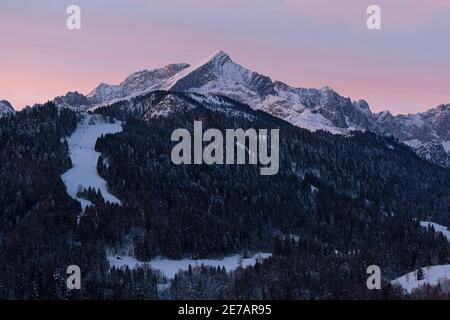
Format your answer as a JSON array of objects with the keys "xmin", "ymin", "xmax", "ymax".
[{"xmin": 1, "ymin": 0, "xmax": 449, "ymax": 114}]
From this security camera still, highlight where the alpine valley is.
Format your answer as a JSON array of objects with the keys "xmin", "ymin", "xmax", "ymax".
[{"xmin": 1, "ymin": 51, "xmax": 450, "ymax": 300}]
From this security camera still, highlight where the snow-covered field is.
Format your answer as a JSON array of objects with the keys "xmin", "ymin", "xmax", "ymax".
[
  {"xmin": 392, "ymin": 221, "xmax": 450, "ymax": 293},
  {"xmin": 61, "ymin": 114, "xmax": 122, "ymax": 211},
  {"xmin": 392, "ymin": 265, "xmax": 450, "ymax": 294},
  {"xmin": 108, "ymin": 253, "xmax": 272, "ymax": 279}
]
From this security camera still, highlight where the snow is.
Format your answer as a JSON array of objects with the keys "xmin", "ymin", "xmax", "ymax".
[
  {"xmin": 404, "ymin": 139, "xmax": 422, "ymax": 149},
  {"xmin": 164, "ymin": 50, "xmax": 275, "ymax": 113},
  {"xmin": 442, "ymin": 141, "xmax": 450, "ymax": 153},
  {"xmin": 392, "ymin": 265, "xmax": 450, "ymax": 294},
  {"xmin": 284, "ymin": 109, "xmax": 346, "ymax": 134},
  {"xmin": 420, "ymin": 221, "xmax": 450, "ymax": 242},
  {"xmin": 108, "ymin": 253, "xmax": 272, "ymax": 279},
  {"xmin": 81, "ymin": 51, "xmax": 368, "ymax": 138},
  {"xmin": 392, "ymin": 222, "xmax": 450, "ymax": 293},
  {"xmin": 164, "ymin": 50, "xmax": 230, "ymax": 90},
  {"xmin": 87, "ymin": 63, "xmax": 191, "ymax": 108},
  {"xmin": 78, "ymin": 51, "xmax": 449, "ymax": 145},
  {"xmin": 61, "ymin": 114, "xmax": 123, "ymax": 211},
  {"xmin": 403, "ymin": 113, "xmax": 425, "ymax": 128},
  {"xmin": 376, "ymin": 111, "xmax": 392, "ymax": 122}
]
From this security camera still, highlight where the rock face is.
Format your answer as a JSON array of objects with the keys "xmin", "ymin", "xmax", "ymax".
[
  {"xmin": 415, "ymin": 140, "xmax": 450, "ymax": 168},
  {"xmin": 49, "ymin": 50, "xmax": 450, "ymax": 166},
  {"xmin": 54, "ymin": 91, "xmax": 94, "ymax": 110},
  {"xmin": 0, "ymin": 100, "xmax": 15, "ymax": 117}
]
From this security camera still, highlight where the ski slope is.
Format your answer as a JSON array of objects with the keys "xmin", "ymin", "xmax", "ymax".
[{"xmin": 61, "ymin": 114, "xmax": 122, "ymax": 211}]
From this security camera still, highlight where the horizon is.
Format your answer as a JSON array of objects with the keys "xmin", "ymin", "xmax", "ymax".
[{"xmin": 1, "ymin": 0, "xmax": 450, "ymax": 115}]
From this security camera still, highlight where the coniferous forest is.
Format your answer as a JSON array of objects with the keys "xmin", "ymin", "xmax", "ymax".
[{"xmin": 1, "ymin": 94, "xmax": 450, "ymax": 299}]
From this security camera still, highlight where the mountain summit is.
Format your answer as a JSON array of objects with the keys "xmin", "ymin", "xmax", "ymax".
[
  {"xmin": 0, "ymin": 100, "xmax": 16, "ymax": 117},
  {"xmin": 163, "ymin": 49, "xmax": 275, "ymax": 101}
]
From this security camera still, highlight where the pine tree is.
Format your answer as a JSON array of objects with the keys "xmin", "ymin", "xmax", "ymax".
[{"xmin": 417, "ymin": 268, "xmax": 425, "ymax": 281}]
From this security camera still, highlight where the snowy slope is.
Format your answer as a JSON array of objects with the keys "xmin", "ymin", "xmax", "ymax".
[
  {"xmin": 420, "ymin": 221, "xmax": 450, "ymax": 242},
  {"xmin": 392, "ymin": 265, "xmax": 450, "ymax": 294},
  {"xmin": 61, "ymin": 114, "xmax": 122, "ymax": 211},
  {"xmin": 88, "ymin": 63, "xmax": 190, "ymax": 104},
  {"xmin": 165, "ymin": 50, "xmax": 274, "ymax": 106},
  {"xmin": 108, "ymin": 253, "xmax": 271, "ymax": 279},
  {"xmin": 392, "ymin": 221, "xmax": 450, "ymax": 293}
]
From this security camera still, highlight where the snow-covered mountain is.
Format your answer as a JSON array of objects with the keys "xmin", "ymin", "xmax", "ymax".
[
  {"xmin": 0, "ymin": 100, "xmax": 15, "ymax": 118},
  {"xmin": 66, "ymin": 50, "xmax": 378, "ymax": 134},
  {"xmin": 380, "ymin": 104, "xmax": 450, "ymax": 167},
  {"xmin": 162, "ymin": 50, "xmax": 377, "ymax": 134},
  {"xmin": 88, "ymin": 63, "xmax": 190, "ymax": 105},
  {"xmin": 414, "ymin": 140, "xmax": 450, "ymax": 168},
  {"xmin": 49, "ymin": 50, "xmax": 450, "ymax": 166},
  {"xmin": 54, "ymin": 91, "xmax": 94, "ymax": 111},
  {"xmin": 381, "ymin": 104, "xmax": 450, "ymax": 144}
]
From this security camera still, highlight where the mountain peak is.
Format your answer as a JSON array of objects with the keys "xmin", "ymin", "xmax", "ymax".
[
  {"xmin": 0, "ymin": 99, "xmax": 15, "ymax": 117},
  {"xmin": 320, "ymin": 85, "xmax": 334, "ymax": 93},
  {"xmin": 434, "ymin": 103, "xmax": 450, "ymax": 114},
  {"xmin": 204, "ymin": 50, "xmax": 232, "ymax": 63},
  {"xmin": 164, "ymin": 49, "xmax": 276, "ymax": 100},
  {"xmin": 188, "ymin": 49, "xmax": 232, "ymax": 70}
]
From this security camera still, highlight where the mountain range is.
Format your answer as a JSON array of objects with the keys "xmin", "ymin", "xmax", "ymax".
[
  {"xmin": 2, "ymin": 50, "xmax": 450, "ymax": 300},
  {"xmin": 6, "ymin": 50, "xmax": 450, "ymax": 166}
]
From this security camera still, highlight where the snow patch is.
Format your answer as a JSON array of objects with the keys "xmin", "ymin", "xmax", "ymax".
[
  {"xmin": 392, "ymin": 265, "xmax": 450, "ymax": 294},
  {"xmin": 404, "ymin": 139, "xmax": 422, "ymax": 149},
  {"xmin": 420, "ymin": 221, "xmax": 450, "ymax": 242},
  {"xmin": 442, "ymin": 141, "xmax": 450, "ymax": 153}
]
